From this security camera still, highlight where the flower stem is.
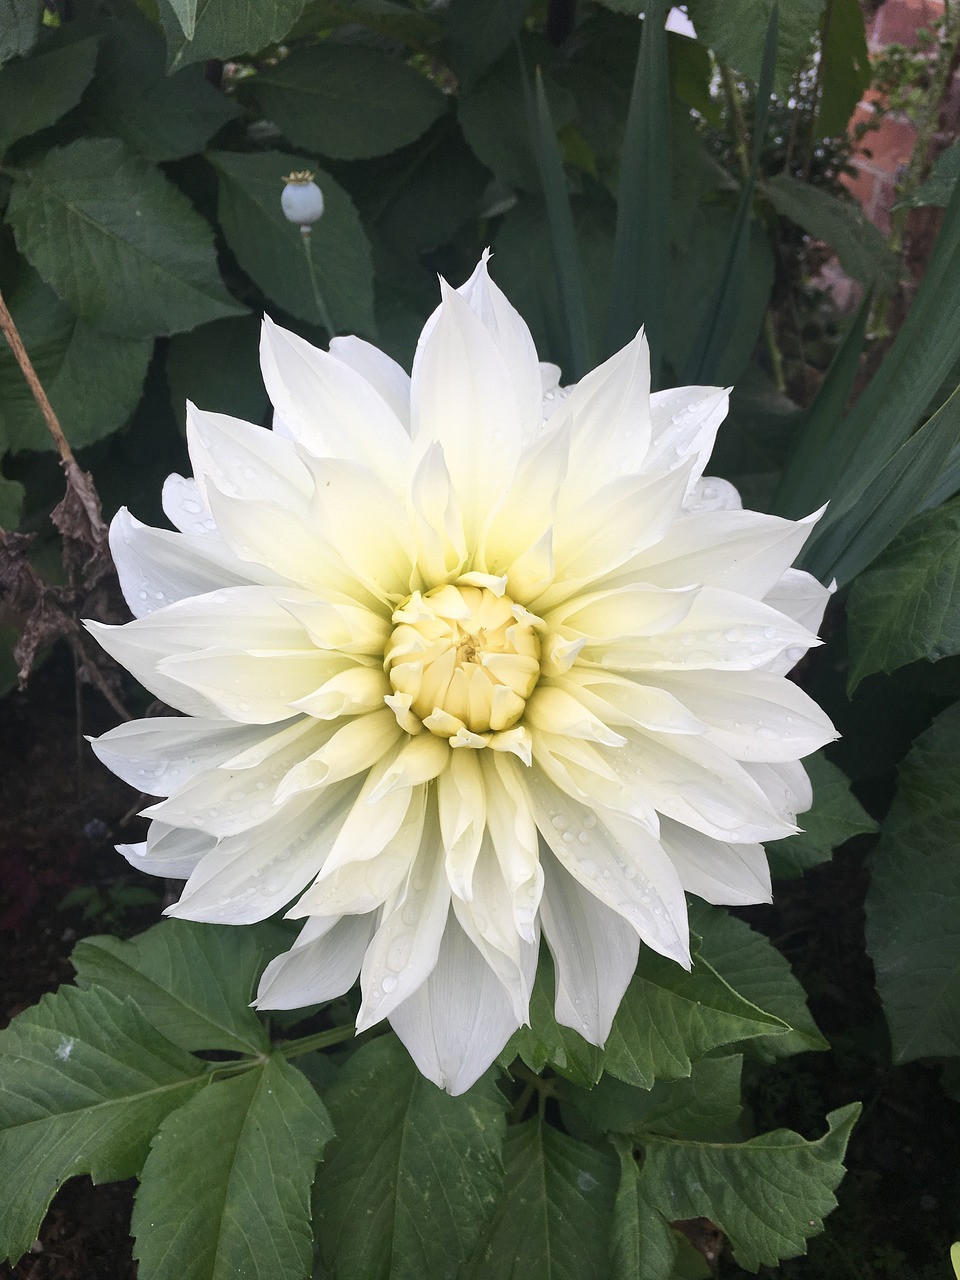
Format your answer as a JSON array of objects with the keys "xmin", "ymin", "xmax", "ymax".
[
  {"xmin": 277, "ymin": 1023, "xmax": 357, "ymax": 1059},
  {"xmin": 302, "ymin": 234, "xmax": 336, "ymax": 338}
]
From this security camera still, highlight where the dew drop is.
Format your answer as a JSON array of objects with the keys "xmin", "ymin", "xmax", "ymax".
[
  {"xmin": 577, "ymin": 831, "xmax": 590, "ymax": 844},
  {"xmin": 579, "ymin": 858, "xmax": 598, "ymax": 877},
  {"xmin": 381, "ymin": 973, "xmax": 399, "ymax": 994},
  {"xmin": 724, "ymin": 628, "xmax": 743, "ymax": 643}
]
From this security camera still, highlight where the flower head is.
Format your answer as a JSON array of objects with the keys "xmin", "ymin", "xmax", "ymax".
[{"xmin": 88, "ymin": 254, "xmax": 836, "ymax": 1094}]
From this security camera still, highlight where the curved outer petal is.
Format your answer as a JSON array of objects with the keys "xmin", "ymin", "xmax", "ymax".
[
  {"xmin": 117, "ymin": 824, "xmax": 215, "ymax": 879},
  {"xmin": 657, "ymin": 817, "xmax": 772, "ymax": 906},
  {"xmin": 329, "ymin": 335, "xmax": 411, "ymax": 431},
  {"xmin": 89, "ymin": 717, "xmax": 267, "ymax": 796},
  {"xmin": 255, "ymin": 914, "xmax": 376, "ymax": 1010}
]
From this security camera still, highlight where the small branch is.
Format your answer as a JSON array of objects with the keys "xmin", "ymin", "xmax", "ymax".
[{"xmin": 0, "ymin": 288, "xmax": 76, "ymax": 468}]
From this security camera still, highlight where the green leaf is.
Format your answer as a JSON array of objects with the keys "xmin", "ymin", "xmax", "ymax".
[
  {"xmin": 132, "ymin": 1055, "xmax": 331, "ymax": 1280},
  {"xmin": 253, "ymin": 44, "xmax": 446, "ymax": 161},
  {"xmin": 607, "ymin": 1, "xmax": 671, "ymax": 381},
  {"xmin": 72, "ymin": 919, "xmax": 276, "ymax": 1055},
  {"xmin": 466, "ymin": 1118, "xmax": 617, "ymax": 1280},
  {"xmin": 0, "ymin": 36, "xmax": 100, "ymax": 158},
  {"xmin": 0, "ymin": 474, "xmax": 24, "ymax": 527},
  {"xmin": 686, "ymin": 0, "xmax": 824, "ymax": 93},
  {"xmin": 764, "ymin": 172, "xmax": 898, "ymax": 289},
  {"xmin": 166, "ymin": 314, "xmax": 268, "ymax": 430},
  {"xmin": 609, "ymin": 1133, "xmax": 683, "ymax": 1280},
  {"xmin": 866, "ymin": 701, "xmax": 960, "ymax": 1060},
  {"xmin": 902, "ymin": 136, "xmax": 960, "ymax": 208},
  {"xmin": 0, "ymin": 0, "xmax": 43, "ymax": 63},
  {"xmin": 817, "ymin": 0, "xmax": 870, "ymax": 137},
  {"xmin": 766, "ymin": 752, "xmax": 877, "ymax": 877},
  {"xmin": 7, "ymin": 138, "xmax": 244, "ymax": 339},
  {"xmin": 314, "ymin": 1036, "xmax": 508, "ymax": 1280},
  {"xmin": 847, "ymin": 497, "xmax": 960, "ymax": 689},
  {"xmin": 443, "ymin": 0, "xmax": 532, "ymax": 84},
  {"xmin": 289, "ymin": 0, "xmax": 442, "ymax": 49},
  {"xmin": 0, "ymin": 267, "xmax": 150, "ymax": 454},
  {"xmin": 157, "ymin": 0, "xmax": 307, "ymax": 71},
  {"xmin": 82, "ymin": 13, "xmax": 237, "ymax": 162},
  {"xmin": 504, "ymin": 954, "xmax": 605, "ymax": 1086},
  {"xmin": 690, "ymin": 900, "xmax": 828, "ymax": 1060},
  {"xmin": 208, "ymin": 149, "xmax": 375, "ymax": 337},
  {"xmin": 604, "ymin": 940, "xmax": 788, "ymax": 1087},
  {"xmin": 639, "ymin": 1104, "xmax": 860, "ymax": 1270},
  {"xmin": 0, "ymin": 984, "xmax": 206, "ymax": 1265}
]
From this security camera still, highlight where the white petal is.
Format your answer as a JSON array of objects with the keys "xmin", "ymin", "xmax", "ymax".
[
  {"xmin": 658, "ymin": 817, "xmax": 771, "ymax": 906},
  {"xmin": 161, "ymin": 474, "xmax": 216, "ymax": 536},
  {"xmin": 90, "ymin": 716, "xmax": 266, "ymax": 796},
  {"xmin": 553, "ymin": 669, "xmax": 706, "ymax": 736},
  {"xmin": 389, "ymin": 914, "xmax": 521, "ymax": 1095},
  {"xmin": 255, "ymin": 914, "xmax": 375, "ymax": 1010},
  {"xmin": 479, "ymin": 421, "xmax": 570, "ymax": 583},
  {"xmin": 117, "ymin": 823, "xmax": 215, "ymax": 878},
  {"xmin": 292, "ymin": 665, "xmax": 389, "ymax": 719},
  {"xmin": 409, "ymin": 443, "xmax": 468, "ymax": 586},
  {"xmin": 646, "ymin": 385, "xmax": 729, "ymax": 483},
  {"xmin": 437, "ymin": 748, "xmax": 486, "ymax": 900},
  {"xmin": 329, "ymin": 335, "xmax": 411, "ymax": 430},
  {"xmin": 274, "ymin": 709, "xmax": 403, "ymax": 799},
  {"xmin": 743, "ymin": 759, "xmax": 813, "ymax": 822},
  {"xmin": 186, "ymin": 403, "xmax": 312, "ymax": 512},
  {"xmin": 539, "ymin": 846, "xmax": 640, "ymax": 1044},
  {"xmin": 683, "ymin": 476, "xmax": 742, "ymax": 513},
  {"xmin": 763, "ymin": 569, "xmax": 834, "ymax": 673},
  {"xmin": 260, "ymin": 315, "xmax": 410, "ymax": 481},
  {"xmin": 159, "ymin": 648, "xmax": 342, "ymax": 724}
]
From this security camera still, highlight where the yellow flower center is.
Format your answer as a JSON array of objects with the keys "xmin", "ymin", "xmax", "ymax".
[{"xmin": 385, "ymin": 585, "xmax": 541, "ymax": 736}]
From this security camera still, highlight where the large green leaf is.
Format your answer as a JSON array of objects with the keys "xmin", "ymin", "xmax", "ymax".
[
  {"xmin": 0, "ymin": 267, "xmax": 151, "ymax": 453},
  {"xmin": 690, "ymin": 901, "xmax": 828, "ymax": 1060},
  {"xmin": 847, "ymin": 497, "xmax": 960, "ymax": 690},
  {"xmin": 0, "ymin": 0, "xmax": 43, "ymax": 63},
  {"xmin": 817, "ymin": 0, "xmax": 871, "ymax": 137},
  {"xmin": 686, "ymin": 0, "xmax": 824, "ymax": 93},
  {"xmin": 72, "ymin": 918, "xmax": 277, "ymax": 1056},
  {"xmin": 465, "ymin": 1118, "xmax": 617, "ymax": 1280},
  {"xmin": 866, "ymin": 702, "xmax": 960, "ymax": 1061},
  {"xmin": 902, "ymin": 136, "xmax": 960, "ymax": 208},
  {"xmin": 0, "ymin": 36, "xmax": 100, "ymax": 158},
  {"xmin": 0, "ymin": 474, "xmax": 24, "ymax": 527},
  {"xmin": 166, "ymin": 314, "xmax": 268, "ymax": 430},
  {"xmin": 314, "ymin": 1036, "xmax": 508, "ymax": 1280},
  {"xmin": 764, "ymin": 172, "xmax": 898, "ymax": 289},
  {"xmin": 7, "ymin": 138, "xmax": 243, "ymax": 339},
  {"xmin": 82, "ymin": 12, "xmax": 237, "ymax": 162},
  {"xmin": 209, "ymin": 149, "xmax": 375, "ymax": 337},
  {"xmin": 765, "ymin": 752, "xmax": 877, "ymax": 877},
  {"xmin": 505, "ymin": 955, "xmax": 606, "ymax": 1086},
  {"xmin": 157, "ymin": 0, "xmax": 307, "ymax": 71},
  {"xmin": 253, "ymin": 44, "xmax": 446, "ymax": 161},
  {"xmin": 609, "ymin": 1133, "xmax": 684, "ymax": 1280},
  {"xmin": 443, "ymin": 0, "xmax": 532, "ymax": 84},
  {"xmin": 639, "ymin": 1104, "xmax": 860, "ymax": 1270},
  {"xmin": 0, "ymin": 984, "xmax": 206, "ymax": 1265},
  {"xmin": 132, "ymin": 1056, "xmax": 331, "ymax": 1280}
]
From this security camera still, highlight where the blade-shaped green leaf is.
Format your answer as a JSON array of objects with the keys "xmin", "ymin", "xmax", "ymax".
[
  {"xmin": 866, "ymin": 701, "xmax": 960, "ymax": 1060},
  {"xmin": 0, "ymin": 984, "xmax": 206, "ymax": 1265},
  {"xmin": 0, "ymin": 267, "xmax": 150, "ymax": 454},
  {"xmin": 607, "ymin": 0, "xmax": 671, "ymax": 380},
  {"xmin": 690, "ymin": 900, "xmax": 828, "ymax": 1060},
  {"xmin": 525, "ymin": 61, "xmax": 593, "ymax": 378},
  {"xmin": 157, "ymin": 0, "xmax": 307, "ymax": 71},
  {"xmin": 639, "ymin": 1104, "xmax": 860, "ymax": 1270},
  {"xmin": 72, "ymin": 919, "xmax": 280, "ymax": 1056},
  {"xmin": 465, "ymin": 1118, "xmax": 617, "ymax": 1280},
  {"xmin": 846, "ymin": 496, "xmax": 960, "ymax": 690},
  {"xmin": 900, "ymin": 135, "xmax": 960, "ymax": 208},
  {"xmin": 6, "ymin": 138, "xmax": 244, "ymax": 339},
  {"xmin": 208, "ymin": 149, "xmax": 375, "ymax": 337},
  {"xmin": 81, "ymin": 13, "xmax": 238, "ymax": 163},
  {"xmin": 0, "ymin": 36, "xmax": 100, "ymax": 158},
  {"xmin": 132, "ymin": 1055, "xmax": 331, "ymax": 1280},
  {"xmin": 816, "ymin": 0, "xmax": 871, "ymax": 137},
  {"xmin": 253, "ymin": 44, "xmax": 446, "ymax": 161},
  {"xmin": 314, "ymin": 1036, "xmax": 508, "ymax": 1280},
  {"xmin": 765, "ymin": 751, "xmax": 876, "ymax": 876},
  {"xmin": 801, "ymin": 381, "xmax": 960, "ymax": 586}
]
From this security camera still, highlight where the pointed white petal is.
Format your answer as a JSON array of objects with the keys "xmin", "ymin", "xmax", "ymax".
[
  {"xmin": 763, "ymin": 569, "xmax": 834, "ymax": 673},
  {"xmin": 329, "ymin": 335, "xmax": 411, "ymax": 430},
  {"xmin": 117, "ymin": 823, "xmax": 215, "ymax": 878},
  {"xmin": 683, "ymin": 475, "xmax": 742, "ymax": 513},
  {"xmin": 275, "ymin": 709, "xmax": 403, "ymax": 799},
  {"xmin": 658, "ymin": 817, "xmax": 771, "ymax": 906},
  {"xmin": 90, "ymin": 716, "xmax": 266, "ymax": 796},
  {"xmin": 539, "ymin": 846, "xmax": 640, "ymax": 1044},
  {"xmin": 389, "ymin": 914, "xmax": 521, "ymax": 1095},
  {"xmin": 437, "ymin": 748, "xmax": 486, "ymax": 900},
  {"xmin": 186, "ymin": 403, "xmax": 311, "ymax": 512},
  {"xmin": 742, "ymin": 759, "xmax": 813, "ymax": 822},
  {"xmin": 161, "ymin": 474, "xmax": 216, "ymax": 537},
  {"xmin": 255, "ymin": 913, "xmax": 375, "ymax": 1010},
  {"xmin": 645, "ymin": 385, "xmax": 729, "ymax": 483},
  {"xmin": 409, "ymin": 443, "xmax": 468, "ymax": 586}
]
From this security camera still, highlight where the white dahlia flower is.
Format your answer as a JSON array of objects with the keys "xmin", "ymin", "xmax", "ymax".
[{"xmin": 88, "ymin": 254, "xmax": 836, "ymax": 1094}]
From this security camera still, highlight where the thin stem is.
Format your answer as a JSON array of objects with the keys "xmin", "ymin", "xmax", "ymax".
[
  {"xmin": 277, "ymin": 1023, "xmax": 357, "ymax": 1060},
  {"xmin": 719, "ymin": 62, "xmax": 751, "ymax": 181},
  {"xmin": 302, "ymin": 235, "xmax": 336, "ymax": 338},
  {"xmin": 0, "ymin": 288, "xmax": 76, "ymax": 467}
]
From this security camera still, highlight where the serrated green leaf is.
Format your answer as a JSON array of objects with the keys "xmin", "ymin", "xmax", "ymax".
[
  {"xmin": 604, "ymin": 942, "xmax": 788, "ymax": 1087},
  {"xmin": 0, "ymin": 36, "xmax": 100, "ymax": 158},
  {"xmin": 817, "ymin": 0, "xmax": 870, "ymax": 136},
  {"xmin": 866, "ymin": 701, "xmax": 960, "ymax": 1060},
  {"xmin": 314, "ymin": 1036, "xmax": 508, "ymax": 1280},
  {"xmin": 847, "ymin": 497, "xmax": 960, "ymax": 690},
  {"xmin": 72, "ymin": 918, "xmax": 277, "ymax": 1055},
  {"xmin": 766, "ymin": 752, "xmax": 877, "ymax": 876},
  {"xmin": 0, "ymin": 474, "xmax": 24, "ymax": 527},
  {"xmin": 690, "ymin": 900, "xmax": 828, "ymax": 1060},
  {"xmin": 764, "ymin": 172, "xmax": 898, "ymax": 289},
  {"xmin": 157, "ymin": 0, "xmax": 307, "ymax": 71},
  {"xmin": 166, "ymin": 314, "xmax": 268, "ymax": 430},
  {"xmin": 466, "ymin": 1118, "xmax": 617, "ymax": 1280},
  {"xmin": 7, "ymin": 138, "xmax": 243, "ymax": 339},
  {"xmin": 0, "ymin": 0, "xmax": 43, "ymax": 63},
  {"xmin": 609, "ymin": 1133, "xmax": 681, "ymax": 1280},
  {"xmin": 82, "ymin": 13, "xmax": 237, "ymax": 162},
  {"xmin": 639, "ymin": 1103, "xmax": 860, "ymax": 1270},
  {"xmin": 132, "ymin": 1055, "xmax": 331, "ymax": 1280},
  {"xmin": 0, "ymin": 267, "xmax": 150, "ymax": 454},
  {"xmin": 253, "ymin": 44, "xmax": 446, "ymax": 161},
  {"xmin": 443, "ymin": 0, "xmax": 532, "ymax": 84},
  {"xmin": 686, "ymin": 0, "xmax": 823, "ymax": 93},
  {"xmin": 0, "ymin": 984, "xmax": 206, "ymax": 1265},
  {"xmin": 503, "ymin": 954, "xmax": 605, "ymax": 1086},
  {"xmin": 209, "ymin": 149, "xmax": 375, "ymax": 337}
]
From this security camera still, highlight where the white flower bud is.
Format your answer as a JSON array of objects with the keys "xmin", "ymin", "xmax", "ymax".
[{"xmin": 281, "ymin": 170, "xmax": 324, "ymax": 229}]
